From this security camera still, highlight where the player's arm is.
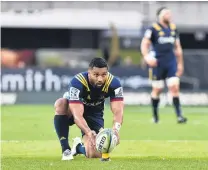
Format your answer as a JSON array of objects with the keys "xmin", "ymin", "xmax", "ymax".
[
  {"xmin": 141, "ymin": 31, "xmax": 152, "ymax": 57},
  {"xmin": 67, "ymin": 80, "xmax": 95, "ymax": 138},
  {"xmin": 110, "ymin": 96, "xmax": 124, "ymax": 146},
  {"xmin": 111, "ymin": 99, "xmax": 124, "ymax": 131},
  {"xmin": 174, "ymin": 34, "xmax": 184, "ymax": 77},
  {"xmin": 69, "ymin": 103, "xmax": 92, "ymax": 135},
  {"xmin": 109, "ymin": 78, "xmax": 124, "ymax": 143},
  {"xmin": 140, "ymin": 28, "xmax": 157, "ymax": 67},
  {"xmin": 69, "ymin": 102, "xmax": 96, "ymax": 146}
]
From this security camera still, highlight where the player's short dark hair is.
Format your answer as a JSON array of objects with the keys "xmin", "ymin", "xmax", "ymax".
[
  {"xmin": 156, "ymin": 7, "xmax": 168, "ymax": 16},
  {"xmin": 89, "ymin": 57, "xmax": 108, "ymax": 69}
]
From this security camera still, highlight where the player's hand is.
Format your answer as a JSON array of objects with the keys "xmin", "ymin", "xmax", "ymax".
[
  {"xmin": 144, "ymin": 53, "xmax": 157, "ymax": 67},
  {"xmin": 86, "ymin": 130, "xmax": 97, "ymax": 148},
  {"xmin": 176, "ymin": 64, "xmax": 184, "ymax": 77},
  {"xmin": 113, "ymin": 129, "xmax": 120, "ymax": 146}
]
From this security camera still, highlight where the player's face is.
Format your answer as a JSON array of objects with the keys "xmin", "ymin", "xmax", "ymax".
[
  {"xmin": 163, "ymin": 10, "xmax": 172, "ymax": 24},
  {"xmin": 88, "ymin": 67, "xmax": 108, "ymax": 87}
]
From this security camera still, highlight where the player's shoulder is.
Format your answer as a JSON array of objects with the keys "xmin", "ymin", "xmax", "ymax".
[
  {"xmin": 101, "ymin": 72, "xmax": 121, "ymax": 93},
  {"xmin": 74, "ymin": 71, "xmax": 88, "ymax": 78},
  {"xmin": 109, "ymin": 73, "xmax": 122, "ymax": 88},
  {"xmin": 108, "ymin": 73, "xmax": 123, "ymax": 98},
  {"xmin": 148, "ymin": 22, "xmax": 177, "ymax": 31},
  {"xmin": 144, "ymin": 22, "xmax": 161, "ymax": 39},
  {"xmin": 70, "ymin": 71, "xmax": 88, "ymax": 89},
  {"xmin": 169, "ymin": 23, "xmax": 177, "ymax": 30},
  {"xmin": 72, "ymin": 71, "xmax": 88, "ymax": 82},
  {"xmin": 151, "ymin": 22, "xmax": 163, "ymax": 31}
]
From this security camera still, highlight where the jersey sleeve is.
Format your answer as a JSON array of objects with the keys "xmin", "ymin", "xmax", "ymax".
[
  {"xmin": 109, "ymin": 77, "xmax": 124, "ymax": 102},
  {"xmin": 63, "ymin": 77, "xmax": 84, "ymax": 104},
  {"xmin": 143, "ymin": 27, "xmax": 154, "ymax": 42}
]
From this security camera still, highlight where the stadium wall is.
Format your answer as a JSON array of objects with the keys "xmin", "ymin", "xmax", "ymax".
[
  {"xmin": 2, "ymin": 67, "xmax": 207, "ymax": 92},
  {"xmin": 1, "ymin": 67, "xmax": 208, "ymax": 106},
  {"xmin": 1, "ymin": 92, "xmax": 208, "ymax": 106}
]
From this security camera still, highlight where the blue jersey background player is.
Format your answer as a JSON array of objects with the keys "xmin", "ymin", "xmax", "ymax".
[
  {"xmin": 141, "ymin": 7, "xmax": 187, "ymax": 123},
  {"xmin": 54, "ymin": 57, "xmax": 124, "ymax": 161}
]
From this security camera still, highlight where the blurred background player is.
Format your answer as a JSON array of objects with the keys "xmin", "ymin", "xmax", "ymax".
[
  {"xmin": 141, "ymin": 7, "xmax": 187, "ymax": 124},
  {"xmin": 102, "ymin": 23, "xmax": 122, "ymax": 68},
  {"xmin": 54, "ymin": 58, "xmax": 124, "ymax": 161}
]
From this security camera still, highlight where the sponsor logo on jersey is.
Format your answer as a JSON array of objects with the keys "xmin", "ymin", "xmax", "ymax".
[
  {"xmin": 114, "ymin": 87, "xmax": 123, "ymax": 98},
  {"xmin": 158, "ymin": 36, "xmax": 175, "ymax": 44},
  {"xmin": 69, "ymin": 87, "xmax": 80, "ymax": 100},
  {"xmin": 82, "ymin": 99, "xmax": 104, "ymax": 106}
]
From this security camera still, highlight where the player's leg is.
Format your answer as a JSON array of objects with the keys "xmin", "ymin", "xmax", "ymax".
[
  {"xmin": 167, "ymin": 66, "xmax": 187, "ymax": 123},
  {"xmin": 75, "ymin": 116, "xmax": 104, "ymax": 158},
  {"xmin": 71, "ymin": 131, "xmax": 101, "ymax": 159},
  {"xmin": 150, "ymin": 67, "xmax": 164, "ymax": 123},
  {"xmin": 71, "ymin": 137, "xmax": 86, "ymax": 157},
  {"xmin": 72, "ymin": 116, "xmax": 101, "ymax": 158},
  {"xmin": 151, "ymin": 85, "xmax": 163, "ymax": 123},
  {"xmin": 54, "ymin": 97, "xmax": 74, "ymax": 160},
  {"xmin": 71, "ymin": 133, "xmax": 99, "ymax": 158},
  {"xmin": 83, "ymin": 134, "xmax": 101, "ymax": 158}
]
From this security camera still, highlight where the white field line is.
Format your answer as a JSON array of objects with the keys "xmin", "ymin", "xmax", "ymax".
[{"xmin": 1, "ymin": 140, "xmax": 207, "ymax": 143}]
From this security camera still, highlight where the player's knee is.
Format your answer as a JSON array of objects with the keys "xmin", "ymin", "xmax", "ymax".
[
  {"xmin": 167, "ymin": 77, "xmax": 180, "ymax": 87},
  {"xmin": 154, "ymin": 88, "xmax": 163, "ymax": 94},
  {"xmin": 167, "ymin": 77, "xmax": 180, "ymax": 96},
  {"xmin": 169, "ymin": 85, "xmax": 179, "ymax": 96},
  {"xmin": 152, "ymin": 88, "xmax": 163, "ymax": 97},
  {"xmin": 169, "ymin": 85, "xmax": 179, "ymax": 91},
  {"xmin": 152, "ymin": 80, "xmax": 164, "ymax": 97},
  {"xmin": 54, "ymin": 98, "xmax": 68, "ymax": 115}
]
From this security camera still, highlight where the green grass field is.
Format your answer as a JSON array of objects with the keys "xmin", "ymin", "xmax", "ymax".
[{"xmin": 1, "ymin": 105, "xmax": 208, "ymax": 170}]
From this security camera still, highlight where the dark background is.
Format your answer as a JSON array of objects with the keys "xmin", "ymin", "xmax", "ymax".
[{"xmin": 2, "ymin": 27, "xmax": 207, "ymax": 49}]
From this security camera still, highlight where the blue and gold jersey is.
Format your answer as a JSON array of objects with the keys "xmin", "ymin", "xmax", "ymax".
[
  {"xmin": 144, "ymin": 22, "xmax": 179, "ymax": 63},
  {"xmin": 64, "ymin": 72, "xmax": 123, "ymax": 113}
]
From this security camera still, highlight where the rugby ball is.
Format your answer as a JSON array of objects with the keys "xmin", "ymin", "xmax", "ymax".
[{"xmin": 95, "ymin": 128, "xmax": 118, "ymax": 153}]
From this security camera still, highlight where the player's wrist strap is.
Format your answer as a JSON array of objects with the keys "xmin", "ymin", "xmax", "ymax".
[{"xmin": 113, "ymin": 122, "xmax": 121, "ymax": 132}]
